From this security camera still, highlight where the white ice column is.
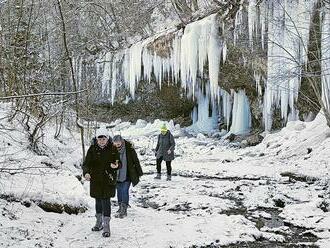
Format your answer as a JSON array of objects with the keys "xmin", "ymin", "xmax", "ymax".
[
  {"xmin": 102, "ymin": 52, "xmax": 111, "ymax": 97},
  {"xmin": 128, "ymin": 43, "xmax": 143, "ymax": 98},
  {"xmin": 192, "ymin": 85, "xmax": 219, "ymax": 132},
  {"xmin": 230, "ymin": 90, "xmax": 252, "ymax": 134},
  {"xmin": 208, "ymin": 15, "xmax": 222, "ymax": 101},
  {"xmin": 142, "ymin": 47, "xmax": 153, "ymax": 83},
  {"xmin": 221, "ymin": 90, "xmax": 232, "ymax": 130}
]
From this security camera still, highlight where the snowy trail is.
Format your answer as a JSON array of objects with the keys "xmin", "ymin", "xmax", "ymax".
[
  {"xmin": 1, "ymin": 113, "xmax": 330, "ymax": 247},
  {"xmin": 1, "ymin": 155, "xmax": 329, "ymax": 248},
  {"xmin": 49, "ymin": 172, "xmax": 325, "ymax": 248},
  {"xmin": 51, "ymin": 174, "xmax": 263, "ymax": 248}
]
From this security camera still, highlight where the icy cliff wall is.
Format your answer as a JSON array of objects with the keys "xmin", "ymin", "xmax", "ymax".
[{"xmin": 75, "ymin": 0, "xmax": 330, "ymax": 134}]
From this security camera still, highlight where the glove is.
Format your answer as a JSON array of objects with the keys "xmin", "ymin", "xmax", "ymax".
[{"xmin": 85, "ymin": 173, "xmax": 91, "ymax": 181}]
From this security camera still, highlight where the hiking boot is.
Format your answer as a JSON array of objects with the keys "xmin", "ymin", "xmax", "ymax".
[
  {"xmin": 116, "ymin": 202, "xmax": 122, "ymax": 213},
  {"xmin": 154, "ymin": 173, "xmax": 161, "ymax": 179},
  {"xmin": 115, "ymin": 203, "xmax": 123, "ymax": 218},
  {"xmin": 102, "ymin": 216, "xmax": 111, "ymax": 238},
  {"xmin": 166, "ymin": 175, "xmax": 172, "ymax": 181},
  {"xmin": 119, "ymin": 203, "xmax": 128, "ymax": 219},
  {"xmin": 91, "ymin": 213, "xmax": 103, "ymax": 231}
]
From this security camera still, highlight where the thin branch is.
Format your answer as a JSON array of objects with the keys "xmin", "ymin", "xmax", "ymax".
[{"xmin": 0, "ymin": 89, "xmax": 87, "ymax": 100}]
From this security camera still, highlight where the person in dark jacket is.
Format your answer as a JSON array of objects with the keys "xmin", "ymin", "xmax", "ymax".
[
  {"xmin": 83, "ymin": 127, "xmax": 120, "ymax": 238},
  {"xmin": 155, "ymin": 123, "xmax": 175, "ymax": 181},
  {"xmin": 112, "ymin": 135, "xmax": 143, "ymax": 218}
]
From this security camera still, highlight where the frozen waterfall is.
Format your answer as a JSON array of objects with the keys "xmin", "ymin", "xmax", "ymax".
[
  {"xmin": 261, "ymin": 0, "xmax": 316, "ymax": 130},
  {"xmin": 95, "ymin": 0, "xmax": 329, "ymax": 133}
]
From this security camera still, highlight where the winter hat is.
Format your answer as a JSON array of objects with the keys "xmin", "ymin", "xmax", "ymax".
[
  {"xmin": 112, "ymin": 135, "xmax": 124, "ymax": 143},
  {"xmin": 160, "ymin": 123, "xmax": 168, "ymax": 132},
  {"xmin": 96, "ymin": 127, "xmax": 109, "ymax": 137}
]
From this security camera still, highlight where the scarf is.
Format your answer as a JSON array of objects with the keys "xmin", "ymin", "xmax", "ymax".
[{"xmin": 117, "ymin": 142, "xmax": 127, "ymax": 182}]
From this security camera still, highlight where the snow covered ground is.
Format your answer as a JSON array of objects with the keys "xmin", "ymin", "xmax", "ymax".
[{"xmin": 0, "ymin": 104, "xmax": 329, "ymax": 247}]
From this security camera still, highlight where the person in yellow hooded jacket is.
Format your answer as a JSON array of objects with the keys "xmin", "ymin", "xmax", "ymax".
[{"xmin": 154, "ymin": 123, "xmax": 175, "ymax": 181}]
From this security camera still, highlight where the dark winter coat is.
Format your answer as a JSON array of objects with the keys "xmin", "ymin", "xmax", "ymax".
[
  {"xmin": 122, "ymin": 140, "xmax": 143, "ymax": 186},
  {"xmin": 155, "ymin": 131, "xmax": 175, "ymax": 161},
  {"xmin": 83, "ymin": 143, "xmax": 120, "ymax": 198}
]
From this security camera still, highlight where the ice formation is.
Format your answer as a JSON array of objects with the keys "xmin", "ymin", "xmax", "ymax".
[
  {"xmin": 220, "ymin": 89, "xmax": 232, "ymax": 131},
  {"xmin": 261, "ymin": 0, "xmax": 317, "ymax": 130},
  {"xmin": 100, "ymin": 14, "xmax": 228, "ymax": 133},
  {"xmin": 191, "ymin": 85, "xmax": 219, "ymax": 132},
  {"xmin": 322, "ymin": 3, "xmax": 330, "ymax": 113},
  {"xmin": 230, "ymin": 90, "xmax": 252, "ymax": 134},
  {"xmin": 94, "ymin": 0, "xmax": 329, "ymax": 133}
]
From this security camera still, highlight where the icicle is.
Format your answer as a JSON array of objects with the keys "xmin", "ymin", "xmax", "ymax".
[
  {"xmin": 260, "ymin": 1, "xmax": 267, "ymax": 50},
  {"xmin": 128, "ymin": 42, "xmax": 143, "ymax": 98},
  {"xmin": 254, "ymin": 71, "xmax": 262, "ymax": 96},
  {"xmin": 142, "ymin": 47, "xmax": 153, "ymax": 83},
  {"xmin": 221, "ymin": 89, "xmax": 232, "ymax": 131},
  {"xmin": 222, "ymin": 41, "xmax": 227, "ymax": 64},
  {"xmin": 248, "ymin": 0, "xmax": 257, "ymax": 48},
  {"xmin": 208, "ymin": 15, "xmax": 222, "ymax": 101},
  {"xmin": 122, "ymin": 50, "xmax": 130, "ymax": 90},
  {"xmin": 171, "ymin": 34, "xmax": 181, "ymax": 84},
  {"xmin": 102, "ymin": 52, "xmax": 111, "ymax": 97},
  {"xmin": 322, "ymin": 4, "xmax": 330, "ymax": 112},
  {"xmin": 180, "ymin": 21, "xmax": 200, "ymax": 96},
  {"xmin": 111, "ymin": 53, "xmax": 118, "ymax": 105},
  {"xmin": 233, "ymin": 6, "xmax": 244, "ymax": 46},
  {"xmin": 263, "ymin": 0, "xmax": 317, "ymax": 130},
  {"xmin": 179, "ymin": 14, "xmax": 223, "ymax": 100}
]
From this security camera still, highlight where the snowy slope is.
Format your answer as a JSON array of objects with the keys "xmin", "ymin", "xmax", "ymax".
[{"xmin": 0, "ymin": 104, "xmax": 89, "ymax": 211}]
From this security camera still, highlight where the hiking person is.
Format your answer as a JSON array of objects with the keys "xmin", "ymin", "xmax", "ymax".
[
  {"xmin": 154, "ymin": 123, "xmax": 175, "ymax": 180},
  {"xmin": 83, "ymin": 127, "xmax": 120, "ymax": 238},
  {"xmin": 112, "ymin": 135, "xmax": 143, "ymax": 218}
]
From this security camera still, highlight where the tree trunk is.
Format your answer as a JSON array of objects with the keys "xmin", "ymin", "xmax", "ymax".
[{"xmin": 57, "ymin": 0, "xmax": 86, "ymax": 158}]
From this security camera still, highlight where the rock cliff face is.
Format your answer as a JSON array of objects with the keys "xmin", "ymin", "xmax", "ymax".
[{"xmin": 83, "ymin": 81, "xmax": 194, "ymax": 126}]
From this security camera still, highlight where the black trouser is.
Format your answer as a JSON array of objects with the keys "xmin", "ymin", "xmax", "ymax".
[
  {"xmin": 95, "ymin": 198, "xmax": 111, "ymax": 217},
  {"xmin": 156, "ymin": 156, "xmax": 172, "ymax": 175}
]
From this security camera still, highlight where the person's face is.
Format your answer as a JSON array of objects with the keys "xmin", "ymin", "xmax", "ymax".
[
  {"xmin": 161, "ymin": 130, "xmax": 167, "ymax": 135},
  {"xmin": 97, "ymin": 136, "xmax": 108, "ymax": 147},
  {"xmin": 113, "ymin": 141, "xmax": 123, "ymax": 149}
]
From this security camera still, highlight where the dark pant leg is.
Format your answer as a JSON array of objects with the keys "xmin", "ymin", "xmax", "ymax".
[
  {"xmin": 165, "ymin": 161, "xmax": 172, "ymax": 175},
  {"xmin": 95, "ymin": 198, "xmax": 102, "ymax": 214},
  {"xmin": 101, "ymin": 198, "xmax": 111, "ymax": 217},
  {"xmin": 156, "ymin": 157, "xmax": 163, "ymax": 174},
  {"xmin": 122, "ymin": 181, "xmax": 131, "ymax": 205},
  {"xmin": 116, "ymin": 182, "xmax": 123, "ymax": 204}
]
